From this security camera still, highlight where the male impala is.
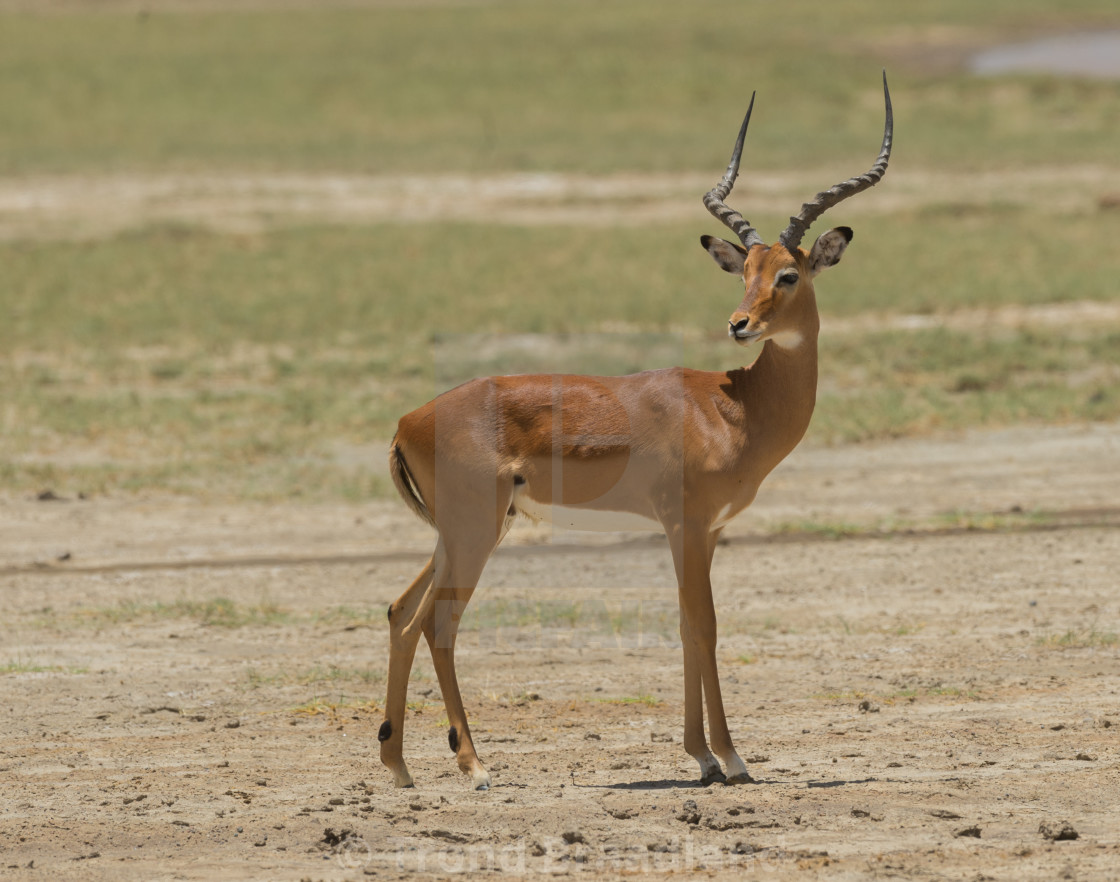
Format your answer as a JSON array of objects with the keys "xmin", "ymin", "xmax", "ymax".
[{"xmin": 380, "ymin": 75, "xmax": 893, "ymax": 790}]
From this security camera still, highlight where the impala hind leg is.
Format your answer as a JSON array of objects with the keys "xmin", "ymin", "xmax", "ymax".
[
  {"xmin": 380, "ymin": 553, "xmax": 437, "ymax": 788},
  {"xmin": 411, "ymin": 484, "xmax": 515, "ymax": 790},
  {"xmin": 407, "ymin": 507, "xmax": 504, "ymax": 791},
  {"xmin": 380, "ymin": 541, "xmax": 494, "ymax": 790}
]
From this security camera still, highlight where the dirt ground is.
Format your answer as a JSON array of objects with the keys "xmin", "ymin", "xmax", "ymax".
[
  {"xmin": 1, "ymin": 166, "xmax": 1114, "ymax": 242},
  {"xmin": 2, "ymin": 422, "xmax": 1119, "ymax": 881}
]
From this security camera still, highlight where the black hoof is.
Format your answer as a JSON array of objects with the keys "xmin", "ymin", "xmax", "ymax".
[{"xmin": 700, "ymin": 769, "xmax": 727, "ymax": 786}]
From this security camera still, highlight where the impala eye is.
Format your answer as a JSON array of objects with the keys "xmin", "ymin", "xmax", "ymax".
[{"xmin": 779, "ymin": 272, "xmax": 799, "ymax": 286}]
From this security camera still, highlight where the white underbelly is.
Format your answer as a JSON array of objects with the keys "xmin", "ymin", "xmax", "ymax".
[
  {"xmin": 513, "ymin": 493, "xmax": 662, "ymax": 533},
  {"xmin": 710, "ymin": 502, "xmax": 739, "ymax": 531}
]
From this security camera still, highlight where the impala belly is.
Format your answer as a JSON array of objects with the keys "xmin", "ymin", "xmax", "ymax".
[
  {"xmin": 711, "ymin": 502, "xmax": 739, "ymax": 531},
  {"xmin": 512, "ymin": 487, "xmax": 662, "ymax": 533}
]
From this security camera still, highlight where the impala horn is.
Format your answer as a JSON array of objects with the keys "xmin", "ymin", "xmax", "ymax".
[
  {"xmin": 703, "ymin": 91, "xmax": 764, "ymax": 251},
  {"xmin": 778, "ymin": 71, "xmax": 894, "ymax": 252}
]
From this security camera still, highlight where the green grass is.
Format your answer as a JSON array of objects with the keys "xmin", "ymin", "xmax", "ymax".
[
  {"xmin": 769, "ymin": 508, "xmax": 1060, "ymax": 539},
  {"xmin": 816, "ymin": 324, "xmax": 1120, "ymax": 443},
  {"xmin": 2, "ymin": 1, "xmax": 1120, "ymax": 500},
  {"xmin": 42, "ymin": 597, "xmax": 294, "ymax": 628},
  {"xmin": 0, "ymin": 659, "xmax": 87, "ymax": 675},
  {"xmin": 287, "ymin": 696, "xmax": 382, "ymax": 718},
  {"xmin": 6, "ymin": 213, "xmax": 1118, "ymax": 353},
  {"xmin": 1, "ymin": 1, "xmax": 1118, "ymax": 174},
  {"xmin": 4, "ymin": 209, "xmax": 1120, "ymax": 498},
  {"xmin": 29, "ymin": 597, "xmax": 391, "ymax": 630},
  {"xmin": 594, "ymin": 694, "xmax": 662, "ymax": 707},
  {"xmin": 247, "ymin": 664, "xmax": 384, "ymax": 688},
  {"xmin": 1036, "ymin": 628, "xmax": 1119, "ymax": 650},
  {"xmin": 819, "ymin": 210, "xmax": 1120, "ymax": 316}
]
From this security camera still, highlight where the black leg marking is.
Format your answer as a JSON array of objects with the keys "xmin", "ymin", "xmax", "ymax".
[
  {"xmin": 448, "ymin": 726, "xmax": 459, "ymax": 753},
  {"xmin": 378, "ymin": 720, "xmax": 393, "ymax": 742}
]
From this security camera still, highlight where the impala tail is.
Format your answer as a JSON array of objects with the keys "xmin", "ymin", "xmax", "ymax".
[{"xmin": 388, "ymin": 440, "xmax": 435, "ymax": 527}]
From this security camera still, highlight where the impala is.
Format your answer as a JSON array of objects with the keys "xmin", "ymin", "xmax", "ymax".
[{"xmin": 380, "ymin": 75, "xmax": 893, "ymax": 790}]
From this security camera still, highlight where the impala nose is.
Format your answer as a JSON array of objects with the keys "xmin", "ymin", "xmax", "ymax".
[{"xmin": 729, "ymin": 318, "xmax": 750, "ymax": 338}]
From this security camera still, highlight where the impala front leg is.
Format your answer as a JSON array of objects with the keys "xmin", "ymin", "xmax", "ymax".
[
  {"xmin": 672, "ymin": 524, "xmax": 753, "ymax": 786},
  {"xmin": 679, "ymin": 611, "xmax": 725, "ymax": 785},
  {"xmin": 423, "ymin": 581, "xmax": 492, "ymax": 791}
]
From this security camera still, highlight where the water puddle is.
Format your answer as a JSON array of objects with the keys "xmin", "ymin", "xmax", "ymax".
[{"xmin": 972, "ymin": 31, "xmax": 1120, "ymax": 78}]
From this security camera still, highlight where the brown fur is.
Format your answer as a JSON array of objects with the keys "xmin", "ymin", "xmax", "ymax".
[
  {"xmin": 378, "ymin": 239, "xmax": 838, "ymax": 792},
  {"xmin": 378, "ymin": 81, "xmax": 889, "ymax": 790}
]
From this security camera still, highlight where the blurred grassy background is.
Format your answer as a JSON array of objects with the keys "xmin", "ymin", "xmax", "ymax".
[{"xmin": 2, "ymin": 0, "xmax": 1119, "ymax": 500}]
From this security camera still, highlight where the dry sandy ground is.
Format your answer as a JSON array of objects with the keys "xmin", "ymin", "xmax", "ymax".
[
  {"xmin": 2, "ymin": 166, "xmax": 1117, "ymax": 241},
  {"xmin": 2, "ymin": 422, "xmax": 1119, "ymax": 881}
]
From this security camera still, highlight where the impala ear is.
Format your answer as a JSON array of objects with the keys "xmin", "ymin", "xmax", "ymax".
[
  {"xmin": 701, "ymin": 235, "xmax": 749, "ymax": 275},
  {"xmin": 808, "ymin": 227, "xmax": 853, "ymax": 277}
]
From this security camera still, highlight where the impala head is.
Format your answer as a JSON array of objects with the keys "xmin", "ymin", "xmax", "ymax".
[{"xmin": 701, "ymin": 73, "xmax": 893, "ymax": 349}]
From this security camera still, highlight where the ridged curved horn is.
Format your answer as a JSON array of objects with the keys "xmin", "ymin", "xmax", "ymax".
[
  {"xmin": 703, "ymin": 92, "xmax": 764, "ymax": 251},
  {"xmin": 778, "ymin": 71, "xmax": 894, "ymax": 252}
]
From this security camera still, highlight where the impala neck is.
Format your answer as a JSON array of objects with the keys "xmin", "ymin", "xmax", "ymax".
[{"xmin": 736, "ymin": 304, "xmax": 820, "ymax": 471}]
